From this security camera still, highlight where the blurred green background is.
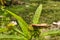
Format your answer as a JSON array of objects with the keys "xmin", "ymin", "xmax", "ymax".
[
  {"xmin": 0, "ymin": 0, "xmax": 60, "ymax": 40},
  {"xmin": 0, "ymin": 0, "xmax": 60, "ymax": 24}
]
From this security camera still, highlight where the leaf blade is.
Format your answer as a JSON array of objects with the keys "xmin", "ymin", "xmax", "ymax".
[
  {"xmin": 0, "ymin": 34, "xmax": 28, "ymax": 40},
  {"xmin": 32, "ymin": 4, "xmax": 42, "ymax": 24},
  {"xmin": 6, "ymin": 10, "xmax": 30, "ymax": 38}
]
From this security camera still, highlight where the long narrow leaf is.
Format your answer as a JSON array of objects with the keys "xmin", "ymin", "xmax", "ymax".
[
  {"xmin": 13, "ymin": 27, "xmax": 27, "ymax": 37},
  {"xmin": 0, "ymin": 34, "xmax": 27, "ymax": 40},
  {"xmin": 6, "ymin": 10, "xmax": 30, "ymax": 38},
  {"xmin": 32, "ymin": 4, "xmax": 42, "ymax": 24},
  {"xmin": 41, "ymin": 30, "xmax": 60, "ymax": 36}
]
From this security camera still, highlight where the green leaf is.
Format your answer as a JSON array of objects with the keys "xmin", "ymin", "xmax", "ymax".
[
  {"xmin": 13, "ymin": 27, "xmax": 26, "ymax": 37},
  {"xmin": 0, "ymin": 34, "xmax": 27, "ymax": 40},
  {"xmin": 6, "ymin": 10, "xmax": 30, "ymax": 39},
  {"xmin": 32, "ymin": 4, "xmax": 42, "ymax": 24},
  {"xmin": 0, "ymin": 28, "xmax": 8, "ymax": 32},
  {"xmin": 41, "ymin": 30, "xmax": 60, "ymax": 36}
]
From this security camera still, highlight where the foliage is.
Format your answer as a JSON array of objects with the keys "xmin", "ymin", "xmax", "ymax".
[
  {"xmin": 0, "ymin": 4, "xmax": 42, "ymax": 40},
  {"xmin": 0, "ymin": 0, "xmax": 60, "ymax": 40},
  {"xmin": 32, "ymin": 4, "xmax": 42, "ymax": 24}
]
